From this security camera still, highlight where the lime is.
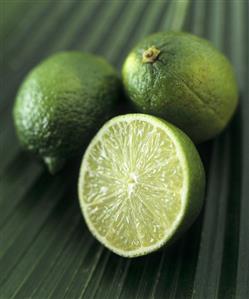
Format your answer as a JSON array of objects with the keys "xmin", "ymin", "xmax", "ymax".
[
  {"xmin": 78, "ymin": 114, "xmax": 205, "ymax": 257},
  {"xmin": 122, "ymin": 32, "xmax": 238, "ymax": 143},
  {"xmin": 13, "ymin": 51, "xmax": 121, "ymax": 174}
]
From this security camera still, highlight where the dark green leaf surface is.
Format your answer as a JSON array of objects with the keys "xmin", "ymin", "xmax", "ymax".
[{"xmin": 0, "ymin": 1, "xmax": 248, "ymax": 298}]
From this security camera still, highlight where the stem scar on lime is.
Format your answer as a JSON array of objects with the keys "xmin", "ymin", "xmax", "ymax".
[{"xmin": 142, "ymin": 46, "xmax": 161, "ymax": 63}]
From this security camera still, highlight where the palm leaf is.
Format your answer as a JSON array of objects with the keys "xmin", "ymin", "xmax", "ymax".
[{"xmin": 0, "ymin": 0, "xmax": 248, "ymax": 298}]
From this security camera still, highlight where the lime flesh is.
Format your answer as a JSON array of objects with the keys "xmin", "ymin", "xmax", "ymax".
[{"xmin": 78, "ymin": 114, "xmax": 205, "ymax": 257}]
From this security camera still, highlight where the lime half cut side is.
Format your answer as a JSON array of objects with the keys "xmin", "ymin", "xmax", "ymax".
[{"xmin": 78, "ymin": 114, "xmax": 205, "ymax": 257}]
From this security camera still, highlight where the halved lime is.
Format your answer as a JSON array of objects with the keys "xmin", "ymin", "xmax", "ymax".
[{"xmin": 78, "ymin": 114, "xmax": 205, "ymax": 257}]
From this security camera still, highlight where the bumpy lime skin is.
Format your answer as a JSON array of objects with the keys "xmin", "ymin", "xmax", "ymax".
[
  {"xmin": 158, "ymin": 118, "xmax": 205, "ymax": 244},
  {"xmin": 14, "ymin": 52, "xmax": 121, "ymax": 173},
  {"xmin": 122, "ymin": 32, "xmax": 239, "ymax": 143}
]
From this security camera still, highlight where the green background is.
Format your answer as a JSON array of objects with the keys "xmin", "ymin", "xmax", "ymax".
[{"xmin": 0, "ymin": 0, "xmax": 248, "ymax": 298}]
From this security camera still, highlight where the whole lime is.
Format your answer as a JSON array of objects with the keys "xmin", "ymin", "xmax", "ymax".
[
  {"xmin": 122, "ymin": 32, "xmax": 238, "ymax": 143},
  {"xmin": 13, "ymin": 51, "xmax": 121, "ymax": 173}
]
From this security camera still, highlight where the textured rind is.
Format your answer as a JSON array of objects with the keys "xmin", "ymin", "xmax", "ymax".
[
  {"xmin": 159, "ymin": 118, "xmax": 206, "ymax": 242},
  {"xmin": 13, "ymin": 51, "xmax": 121, "ymax": 172},
  {"xmin": 78, "ymin": 114, "xmax": 205, "ymax": 257},
  {"xmin": 122, "ymin": 31, "xmax": 239, "ymax": 143}
]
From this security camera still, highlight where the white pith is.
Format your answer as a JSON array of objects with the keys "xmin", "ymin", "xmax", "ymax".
[{"xmin": 78, "ymin": 114, "xmax": 189, "ymax": 257}]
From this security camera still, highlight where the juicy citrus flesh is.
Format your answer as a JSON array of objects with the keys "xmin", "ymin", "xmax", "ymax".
[{"xmin": 78, "ymin": 114, "xmax": 190, "ymax": 257}]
